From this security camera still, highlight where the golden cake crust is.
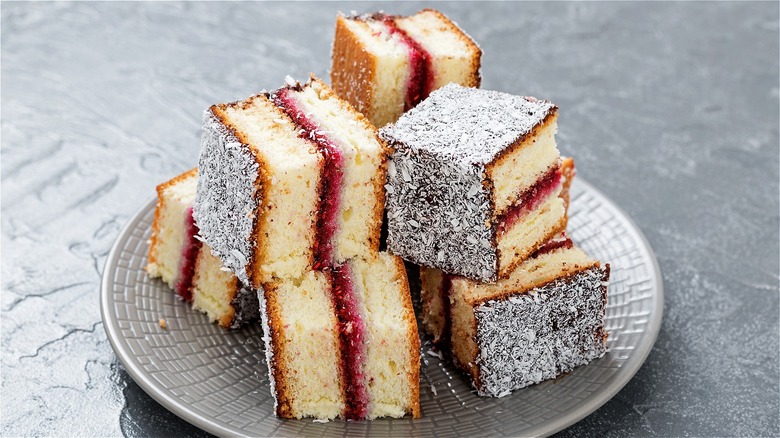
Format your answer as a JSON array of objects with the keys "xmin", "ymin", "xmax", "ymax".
[
  {"xmin": 147, "ymin": 168, "xmax": 198, "ymax": 268},
  {"xmin": 331, "ymin": 15, "xmax": 378, "ymax": 124},
  {"xmin": 390, "ymin": 256, "xmax": 422, "ymax": 418},
  {"xmin": 471, "ymin": 261, "xmax": 602, "ymax": 309},
  {"xmin": 450, "ymin": 288, "xmax": 480, "ymax": 384},
  {"xmin": 261, "ymin": 283, "xmax": 295, "ymax": 418},
  {"xmin": 218, "ymin": 275, "xmax": 240, "ymax": 328}
]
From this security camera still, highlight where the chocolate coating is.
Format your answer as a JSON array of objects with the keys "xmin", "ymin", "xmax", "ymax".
[{"xmin": 228, "ymin": 282, "xmax": 260, "ymax": 329}]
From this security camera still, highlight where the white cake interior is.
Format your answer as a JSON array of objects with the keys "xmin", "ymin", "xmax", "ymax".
[
  {"xmin": 289, "ymin": 80, "xmax": 385, "ymax": 265},
  {"xmin": 266, "ymin": 271, "xmax": 343, "ymax": 419},
  {"xmin": 488, "ymin": 118, "xmax": 560, "ymax": 216},
  {"xmin": 218, "ymin": 96, "xmax": 322, "ymax": 282},
  {"xmin": 395, "ymin": 9, "xmax": 480, "ymax": 90},
  {"xmin": 146, "ymin": 171, "xmax": 198, "ymax": 288},
  {"xmin": 191, "ymin": 243, "xmax": 238, "ymax": 327},
  {"xmin": 351, "ymin": 253, "xmax": 418, "ymax": 419}
]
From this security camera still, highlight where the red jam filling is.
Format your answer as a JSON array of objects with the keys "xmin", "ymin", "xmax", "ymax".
[
  {"xmin": 174, "ymin": 206, "xmax": 201, "ymax": 301},
  {"xmin": 531, "ymin": 234, "xmax": 573, "ymax": 258},
  {"xmin": 272, "ymin": 88, "xmax": 368, "ymax": 419},
  {"xmin": 497, "ymin": 165, "xmax": 563, "ymax": 235},
  {"xmin": 271, "ymin": 88, "xmax": 345, "ymax": 270},
  {"xmin": 376, "ymin": 15, "xmax": 435, "ymax": 111},
  {"xmin": 331, "ymin": 264, "xmax": 369, "ymax": 420}
]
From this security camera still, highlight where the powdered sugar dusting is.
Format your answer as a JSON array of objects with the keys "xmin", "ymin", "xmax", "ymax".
[
  {"xmin": 473, "ymin": 267, "xmax": 609, "ymax": 397},
  {"xmin": 381, "ymin": 83, "xmax": 556, "ymax": 168}
]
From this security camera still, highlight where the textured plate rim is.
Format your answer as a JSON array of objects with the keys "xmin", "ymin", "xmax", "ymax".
[
  {"xmin": 100, "ymin": 199, "xmax": 235, "ymax": 436},
  {"xmin": 100, "ymin": 177, "xmax": 664, "ymax": 437},
  {"xmin": 534, "ymin": 178, "xmax": 664, "ymax": 436}
]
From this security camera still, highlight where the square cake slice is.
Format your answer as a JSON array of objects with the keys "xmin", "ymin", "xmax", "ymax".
[
  {"xmin": 147, "ymin": 168, "xmax": 201, "ymax": 300},
  {"xmin": 194, "ymin": 76, "xmax": 387, "ymax": 288},
  {"xmin": 259, "ymin": 252, "xmax": 420, "ymax": 420},
  {"xmin": 331, "ymin": 9, "xmax": 481, "ymax": 127},
  {"xmin": 146, "ymin": 169, "xmax": 258, "ymax": 328},
  {"xmin": 420, "ymin": 239, "xmax": 609, "ymax": 397},
  {"xmin": 380, "ymin": 83, "xmax": 566, "ymax": 282}
]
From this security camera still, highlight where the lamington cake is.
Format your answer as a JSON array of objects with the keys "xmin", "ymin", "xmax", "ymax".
[
  {"xmin": 331, "ymin": 9, "xmax": 481, "ymax": 127},
  {"xmin": 146, "ymin": 169, "xmax": 259, "ymax": 328},
  {"xmin": 259, "ymin": 252, "xmax": 420, "ymax": 420},
  {"xmin": 380, "ymin": 83, "xmax": 567, "ymax": 282},
  {"xmin": 420, "ymin": 238, "xmax": 609, "ymax": 397},
  {"xmin": 194, "ymin": 76, "xmax": 387, "ymax": 289}
]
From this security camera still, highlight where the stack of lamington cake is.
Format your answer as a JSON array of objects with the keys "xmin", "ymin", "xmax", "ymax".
[
  {"xmin": 145, "ymin": 6, "xmax": 610, "ymax": 422},
  {"xmin": 194, "ymin": 77, "xmax": 421, "ymax": 420},
  {"xmin": 330, "ymin": 10, "xmax": 609, "ymax": 397},
  {"xmin": 378, "ymin": 83, "xmax": 610, "ymax": 397},
  {"xmin": 149, "ymin": 77, "xmax": 421, "ymax": 420}
]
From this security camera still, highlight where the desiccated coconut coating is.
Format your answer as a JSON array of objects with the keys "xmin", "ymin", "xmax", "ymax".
[
  {"xmin": 194, "ymin": 109, "xmax": 259, "ymax": 287},
  {"xmin": 381, "ymin": 83, "xmax": 555, "ymax": 166},
  {"xmin": 474, "ymin": 266, "xmax": 609, "ymax": 397}
]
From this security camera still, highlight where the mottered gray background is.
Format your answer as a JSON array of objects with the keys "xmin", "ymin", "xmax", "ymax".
[{"xmin": 2, "ymin": 2, "xmax": 778, "ymax": 436}]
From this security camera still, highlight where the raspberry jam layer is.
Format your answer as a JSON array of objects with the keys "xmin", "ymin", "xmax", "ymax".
[
  {"xmin": 271, "ymin": 88, "xmax": 345, "ymax": 270},
  {"xmin": 331, "ymin": 264, "xmax": 370, "ymax": 420},
  {"xmin": 531, "ymin": 234, "xmax": 573, "ymax": 258},
  {"xmin": 174, "ymin": 206, "xmax": 202, "ymax": 301},
  {"xmin": 376, "ymin": 14, "xmax": 435, "ymax": 111},
  {"xmin": 497, "ymin": 164, "xmax": 563, "ymax": 235}
]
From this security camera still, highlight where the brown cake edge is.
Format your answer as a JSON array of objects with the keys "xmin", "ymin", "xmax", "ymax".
[
  {"xmin": 147, "ymin": 168, "xmax": 199, "ymax": 269},
  {"xmin": 209, "ymin": 99, "xmax": 285, "ymax": 290},
  {"xmin": 261, "ymin": 282, "xmax": 296, "ymax": 418},
  {"xmin": 389, "ymin": 255, "xmax": 422, "ymax": 418},
  {"xmin": 331, "ymin": 15, "xmax": 378, "ymax": 125}
]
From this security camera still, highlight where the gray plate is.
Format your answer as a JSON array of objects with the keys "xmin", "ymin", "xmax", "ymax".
[{"xmin": 101, "ymin": 178, "xmax": 663, "ymax": 437}]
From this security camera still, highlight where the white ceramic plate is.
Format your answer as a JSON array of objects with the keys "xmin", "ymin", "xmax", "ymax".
[{"xmin": 101, "ymin": 178, "xmax": 663, "ymax": 437}]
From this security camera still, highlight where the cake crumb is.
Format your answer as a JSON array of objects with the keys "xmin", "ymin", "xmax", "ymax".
[
  {"xmin": 159, "ymin": 318, "xmax": 168, "ymax": 329},
  {"xmin": 312, "ymin": 419, "xmax": 329, "ymax": 423}
]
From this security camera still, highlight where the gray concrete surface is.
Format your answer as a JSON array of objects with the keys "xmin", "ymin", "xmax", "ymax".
[{"xmin": 2, "ymin": 2, "xmax": 778, "ymax": 436}]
